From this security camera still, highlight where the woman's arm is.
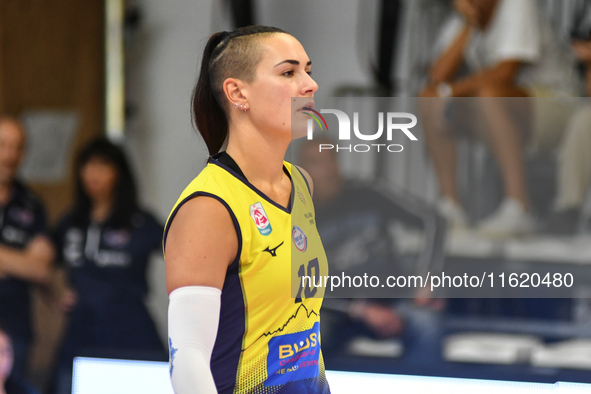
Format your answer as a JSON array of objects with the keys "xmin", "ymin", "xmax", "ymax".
[
  {"xmin": 0, "ymin": 236, "xmax": 54, "ymax": 284},
  {"xmin": 572, "ymin": 40, "xmax": 591, "ymax": 96},
  {"xmin": 429, "ymin": 25, "xmax": 471, "ymax": 86},
  {"xmin": 448, "ymin": 59, "xmax": 525, "ymax": 97},
  {"xmin": 165, "ymin": 196, "xmax": 238, "ymax": 394},
  {"xmin": 165, "ymin": 196, "xmax": 238, "ymax": 293}
]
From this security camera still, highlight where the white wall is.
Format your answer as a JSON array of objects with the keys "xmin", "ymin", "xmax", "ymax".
[
  {"xmin": 124, "ymin": 0, "xmax": 214, "ymax": 342},
  {"xmin": 125, "ymin": 0, "xmax": 372, "ymax": 342},
  {"xmin": 257, "ymin": 0, "xmax": 372, "ymax": 97}
]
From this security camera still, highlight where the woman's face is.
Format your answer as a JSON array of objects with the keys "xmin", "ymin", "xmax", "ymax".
[
  {"xmin": 240, "ymin": 33, "xmax": 318, "ymax": 140},
  {"xmin": 0, "ymin": 331, "xmax": 13, "ymax": 383},
  {"xmin": 80, "ymin": 156, "xmax": 119, "ymax": 203}
]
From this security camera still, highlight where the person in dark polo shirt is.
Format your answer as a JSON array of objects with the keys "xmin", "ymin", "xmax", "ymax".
[
  {"xmin": 0, "ymin": 117, "xmax": 54, "ymax": 379},
  {"xmin": 49, "ymin": 138, "xmax": 165, "ymax": 394}
]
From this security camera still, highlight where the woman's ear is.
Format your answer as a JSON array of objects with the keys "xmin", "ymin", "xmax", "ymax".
[{"xmin": 223, "ymin": 78, "xmax": 248, "ymax": 109}]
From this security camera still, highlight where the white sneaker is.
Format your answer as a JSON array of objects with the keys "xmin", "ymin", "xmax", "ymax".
[
  {"xmin": 437, "ymin": 198, "xmax": 469, "ymax": 229},
  {"xmin": 477, "ymin": 199, "xmax": 534, "ymax": 238}
]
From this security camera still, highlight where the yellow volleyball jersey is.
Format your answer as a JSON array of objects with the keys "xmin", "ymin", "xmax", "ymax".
[{"xmin": 164, "ymin": 155, "xmax": 330, "ymax": 394}]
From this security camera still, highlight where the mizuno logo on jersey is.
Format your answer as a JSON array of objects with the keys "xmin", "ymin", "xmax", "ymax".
[{"xmin": 263, "ymin": 241, "xmax": 284, "ymax": 257}]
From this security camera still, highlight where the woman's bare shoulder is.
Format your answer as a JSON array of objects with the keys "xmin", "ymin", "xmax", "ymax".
[{"xmin": 164, "ymin": 195, "xmax": 238, "ymax": 294}]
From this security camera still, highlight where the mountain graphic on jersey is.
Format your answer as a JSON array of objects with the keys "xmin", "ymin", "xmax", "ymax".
[
  {"xmin": 247, "ymin": 303, "xmax": 319, "ymax": 349},
  {"xmin": 247, "ymin": 304, "xmax": 321, "ymax": 388}
]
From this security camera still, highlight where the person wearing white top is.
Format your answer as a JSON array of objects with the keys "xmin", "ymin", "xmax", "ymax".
[
  {"xmin": 546, "ymin": 36, "xmax": 591, "ymax": 234},
  {"xmin": 420, "ymin": 0, "xmax": 581, "ymax": 237}
]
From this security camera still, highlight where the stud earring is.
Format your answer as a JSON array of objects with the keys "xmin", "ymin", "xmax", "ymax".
[{"xmin": 234, "ymin": 103, "xmax": 239, "ymax": 109}]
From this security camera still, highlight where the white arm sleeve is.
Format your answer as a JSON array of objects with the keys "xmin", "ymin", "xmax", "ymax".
[{"xmin": 168, "ymin": 286, "xmax": 221, "ymax": 394}]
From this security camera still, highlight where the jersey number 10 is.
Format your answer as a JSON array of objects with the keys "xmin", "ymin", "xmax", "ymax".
[{"xmin": 295, "ymin": 258, "xmax": 320, "ymax": 303}]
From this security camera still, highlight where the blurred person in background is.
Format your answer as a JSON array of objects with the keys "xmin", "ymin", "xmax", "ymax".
[
  {"xmin": 0, "ymin": 117, "xmax": 54, "ymax": 379},
  {"xmin": 546, "ymin": 12, "xmax": 591, "ymax": 234},
  {"xmin": 298, "ymin": 138, "xmax": 445, "ymax": 368},
  {"xmin": 0, "ymin": 324, "xmax": 38, "ymax": 394},
  {"xmin": 49, "ymin": 138, "xmax": 165, "ymax": 392},
  {"xmin": 420, "ymin": 0, "xmax": 580, "ymax": 237}
]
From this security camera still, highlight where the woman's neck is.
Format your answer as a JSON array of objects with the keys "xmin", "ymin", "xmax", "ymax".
[
  {"xmin": 225, "ymin": 122, "xmax": 292, "ymax": 207},
  {"xmin": 91, "ymin": 197, "xmax": 113, "ymax": 223},
  {"xmin": 0, "ymin": 180, "xmax": 12, "ymax": 206},
  {"xmin": 225, "ymin": 124, "xmax": 290, "ymax": 186}
]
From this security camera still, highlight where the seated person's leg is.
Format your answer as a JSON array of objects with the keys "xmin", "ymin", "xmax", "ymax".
[
  {"xmin": 419, "ymin": 89, "xmax": 468, "ymax": 228},
  {"xmin": 548, "ymin": 105, "xmax": 591, "ymax": 234},
  {"xmin": 475, "ymin": 86, "xmax": 534, "ymax": 237},
  {"xmin": 320, "ymin": 306, "xmax": 377, "ymax": 358},
  {"xmin": 396, "ymin": 300, "xmax": 443, "ymax": 368}
]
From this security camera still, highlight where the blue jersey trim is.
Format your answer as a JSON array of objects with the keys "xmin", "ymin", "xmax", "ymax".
[
  {"xmin": 293, "ymin": 165, "xmax": 312, "ymax": 196},
  {"xmin": 212, "ymin": 244, "xmax": 246, "ymax": 394}
]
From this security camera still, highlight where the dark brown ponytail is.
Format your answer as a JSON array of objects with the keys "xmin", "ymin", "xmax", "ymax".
[
  {"xmin": 191, "ymin": 26, "xmax": 287, "ymax": 156},
  {"xmin": 192, "ymin": 32, "xmax": 229, "ymax": 156}
]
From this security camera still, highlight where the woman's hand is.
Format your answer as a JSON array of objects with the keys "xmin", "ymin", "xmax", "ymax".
[
  {"xmin": 25, "ymin": 236, "xmax": 55, "ymax": 263},
  {"xmin": 572, "ymin": 40, "xmax": 591, "ymax": 96},
  {"xmin": 454, "ymin": 0, "xmax": 479, "ymax": 27},
  {"xmin": 414, "ymin": 286, "xmax": 447, "ymax": 311},
  {"xmin": 352, "ymin": 302, "xmax": 405, "ymax": 339},
  {"xmin": 573, "ymin": 40, "xmax": 591, "ymax": 65},
  {"xmin": 57, "ymin": 288, "xmax": 78, "ymax": 312}
]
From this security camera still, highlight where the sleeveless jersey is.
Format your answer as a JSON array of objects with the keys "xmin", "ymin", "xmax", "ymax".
[{"xmin": 164, "ymin": 157, "xmax": 330, "ymax": 394}]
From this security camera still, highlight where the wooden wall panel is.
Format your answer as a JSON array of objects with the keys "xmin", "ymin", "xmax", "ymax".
[
  {"xmin": 0, "ymin": 0, "xmax": 105, "ymax": 223},
  {"xmin": 0, "ymin": 0, "xmax": 105, "ymax": 389}
]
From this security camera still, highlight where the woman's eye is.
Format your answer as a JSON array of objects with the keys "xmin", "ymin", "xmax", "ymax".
[
  {"xmin": 306, "ymin": 70, "xmax": 312, "ymax": 76},
  {"xmin": 282, "ymin": 70, "xmax": 294, "ymax": 77}
]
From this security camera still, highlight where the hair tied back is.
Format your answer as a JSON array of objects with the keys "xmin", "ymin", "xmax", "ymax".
[
  {"xmin": 211, "ymin": 31, "xmax": 231, "ymax": 59},
  {"xmin": 218, "ymin": 31, "xmax": 231, "ymax": 43}
]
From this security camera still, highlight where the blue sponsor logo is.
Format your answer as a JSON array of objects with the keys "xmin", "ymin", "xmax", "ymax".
[
  {"xmin": 292, "ymin": 226, "xmax": 307, "ymax": 252},
  {"xmin": 265, "ymin": 322, "xmax": 320, "ymax": 387},
  {"xmin": 169, "ymin": 338, "xmax": 178, "ymax": 377}
]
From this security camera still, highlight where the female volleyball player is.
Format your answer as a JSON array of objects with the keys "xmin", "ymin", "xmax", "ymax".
[{"xmin": 164, "ymin": 26, "xmax": 330, "ymax": 394}]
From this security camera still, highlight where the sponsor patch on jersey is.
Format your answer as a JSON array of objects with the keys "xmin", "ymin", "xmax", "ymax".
[
  {"xmin": 292, "ymin": 226, "xmax": 307, "ymax": 252},
  {"xmin": 103, "ymin": 229, "xmax": 131, "ymax": 248},
  {"xmin": 8, "ymin": 207, "xmax": 34, "ymax": 227},
  {"xmin": 250, "ymin": 202, "xmax": 272, "ymax": 236},
  {"xmin": 265, "ymin": 322, "xmax": 320, "ymax": 387}
]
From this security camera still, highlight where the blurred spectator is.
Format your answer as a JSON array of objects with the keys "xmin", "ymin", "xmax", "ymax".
[
  {"xmin": 298, "ymin": 139, "xmax": 445, "ymax": 367},
  {"xmin": 0, "ymin": 117, "xmax": 54, "ymax": 379},
  {"xmin": 0, "ymin": 323, "xmax": 39, "ymax": 394},
  {"xmin": 420, "ymin": 0, "xmax": 580, "ymax": 237},
  {"xmin": 547, "ymin": 37, "xmax": 591, "ymax": 234},
  {"xmin": 49, "ymin": 138, "xmax": 165, "ymax": 392}
]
